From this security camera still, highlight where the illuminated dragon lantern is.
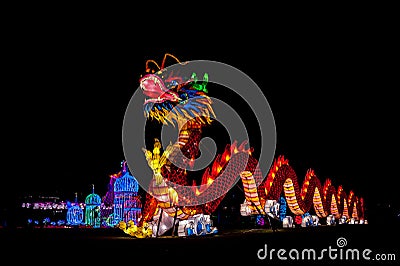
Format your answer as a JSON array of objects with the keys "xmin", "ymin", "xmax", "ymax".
[{"xmin": 127, "ymin": 53, "xmax": 365, "ymax": 237}]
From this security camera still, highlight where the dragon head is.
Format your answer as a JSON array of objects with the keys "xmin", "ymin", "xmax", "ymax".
[{"xmin": 140, "ymin": 53, "xmax": 214, "ymax": 125}]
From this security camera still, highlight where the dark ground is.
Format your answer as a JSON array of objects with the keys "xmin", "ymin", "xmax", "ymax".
[{"xmin": 1, "ymin": 224, "xmax": 398, "ymax": 265}]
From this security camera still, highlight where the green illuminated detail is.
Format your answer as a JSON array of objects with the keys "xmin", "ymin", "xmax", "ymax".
[{"xmin": 191, "ymin": 72, "xmax": 209, "ymax": 93}]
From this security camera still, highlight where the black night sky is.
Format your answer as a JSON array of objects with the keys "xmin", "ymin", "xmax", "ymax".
[{"xmin": 3, "ymin": 17, "xmax": 399, "ymax": 226}]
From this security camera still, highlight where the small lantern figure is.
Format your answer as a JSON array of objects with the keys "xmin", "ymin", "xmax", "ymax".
[
  {"xmin": 279, "ymin": 196, "xmax": 287, "ymax": 221},
  {"xmin": 113, "ymin": 162, "xmax": 142, "ymax": 224},
  {"xmin": 85, "ymin": 184, "xmax": 102, "ymax": 228},
  {"xmin": 66, "ymin": 193, "xmax": 84, "ymax": 226}
]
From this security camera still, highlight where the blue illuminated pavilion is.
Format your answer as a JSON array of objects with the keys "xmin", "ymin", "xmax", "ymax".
[
  {"xmin": 85, "ymin": 185, "xmax": 102, "ymax": 228},
  {"xmin": 66, "ymin": 193, "xmax": 84, "ymax": 226},
  {"xmin": 113, "ymin": 162, "xmax": 142, "ymax": 224}
]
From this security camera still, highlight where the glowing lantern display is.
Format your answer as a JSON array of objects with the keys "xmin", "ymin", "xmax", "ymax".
[
  {"xmin": 177, "ymin": 214, "xmax": 217, "ymax": 237},
  {"xmin": 326, "ymin": 214, "xmax": 335, "ymax": 225},
  {"xmin": 66, "ymin": 193, "xmax": 84, "ymax": 226},
  {"xmin": 311, "ymin": 215, "xmax": 320, "ymax": 226},
  {"xmin": 279, "ymin": 196, "xmax": 287, "ymax": 221},
  {"xmin": 113, "ymin": 166, "xmax": 142, "ymax": 224},
  {"xmin": 85, "ymin": 185, "xmax": 102, "ymax": 228},
  {"xmin": 294, "ymin": 215, "xmax": 302, "ymax": 225},
  {"xmin": 106, "ymin": 213, "xmax": 121, "ymax": 227},
  {"xmin": 126, "ymin": 54, "xmax": 366, "ymax": 238},
  {"xmin": 256, "ymin": 215, "xmax": 265, "ymax": 226},
  {"xmin": 66, "ymin": 205, "xmax": 83, "ymax": 226},
  {"xmin": 339, "ymin": 216, "xmax": 348, "ymax": 224},
  {"xmin": 301, "ymin": 212, "xmax": 312, "ymax": 227},
  {"xmin": 282, "ymin": 216, "xmax": 294, "ymax": 228},
  {"xmin": 265, "ymin": 200, "xmax": 280, "ymax": 219}
]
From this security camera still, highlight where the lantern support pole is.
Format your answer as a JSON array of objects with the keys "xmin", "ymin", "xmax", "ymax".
[
  {"xmin": 172, "ymin": 207, "xmax": 178, "ymax": 236},
  {"xmin": 156, "ymin": 208, "xmax": 163, "ymax": 237}
]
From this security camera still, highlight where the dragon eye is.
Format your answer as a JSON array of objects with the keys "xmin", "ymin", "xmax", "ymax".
[
  {"xmin": 170, "ymin": 80, "xmax": 178, "ymax": 86},
  {"xmin": 180, "ymin": 92, "xmax": 188, "ymax": 101}
]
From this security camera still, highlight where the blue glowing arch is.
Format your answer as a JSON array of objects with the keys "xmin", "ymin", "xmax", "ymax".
[
  {"xmin": 85, "ymin": 192, "xmax": 102, "ymax": 228},
  {"xmin": 67, "ymin": 205, "xmax": 84, "ymax": 226}
]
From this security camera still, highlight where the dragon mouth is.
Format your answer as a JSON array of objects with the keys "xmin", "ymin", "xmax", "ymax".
[{"xmin": 140, "ymin": 74, "xmax": 180, "ymax": 104}]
